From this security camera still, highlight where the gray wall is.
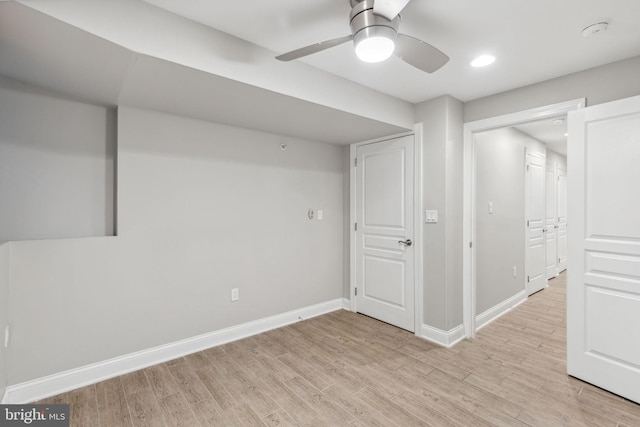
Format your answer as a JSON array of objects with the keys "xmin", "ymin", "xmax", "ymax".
[
  {"xmin": 415, "ymin": 95, "xmax": 464, "ymax": 331},
  {"xmin": 7, "ymin": 105, "xmax": 345, "ymax": 384},
  {"xmin": 342, "ymin": 146, "xmax": 351, "ymax": 300},
  {"xmin": 474, "ymin": 128, "xmax": 545, "ymax": 315},
  {"xmin": 0, "ymin": 81, "xmax": 115, "ymax": 241},
  {"xmin": 0, "ymin": 242, "xmax": 8, "ymax": 400},
  {"xmin": 547, "ymin": 150, "xmax": 567, "ymax": 171},
  {"xmin": 465, "ymin": 56, "xmax": 640, "ymax": 122}
]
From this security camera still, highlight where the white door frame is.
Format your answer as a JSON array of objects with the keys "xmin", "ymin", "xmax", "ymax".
[
  {"xmin": 349, "ymin": 124, "xmax": 423, "ymax": 335},
  {"xmin": 462, "ymin": 99, "xmax": 585, "ymax": 338}
]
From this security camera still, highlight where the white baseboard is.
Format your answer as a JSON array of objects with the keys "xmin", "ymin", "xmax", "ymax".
[
  {"xmin": 3, "ymin": 298, "xmax": 343, "ymax": 404},
  {"xmin": 475, "ymin": 290, "xmax": 527, "ymax": 332},
  {"xmin": 419, "ymin": 323, "xmax": 466, "ymax": 348},
  {"xmin": 341, "ymin": 298, "xmax": 351, "ymax": 310}
]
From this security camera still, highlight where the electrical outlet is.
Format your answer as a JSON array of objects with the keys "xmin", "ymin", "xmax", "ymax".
[
  {"xmin": 231, "ymin": 288, "xmax": 239, "ymax": 302},
  {"xmin": 513, "ymin": 266, "xmax": 517, "ymax": 278},
  {"xmin": 4, "ymin": 325, "xmax": 10, "ymax": 348}
]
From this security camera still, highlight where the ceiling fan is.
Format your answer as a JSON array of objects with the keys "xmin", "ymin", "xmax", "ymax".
[{"xmin": 276, "ymin": 0, "xmax": 449, "ymax": 73}]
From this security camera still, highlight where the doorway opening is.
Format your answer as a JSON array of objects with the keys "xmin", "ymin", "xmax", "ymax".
[{"xmin": 462, "ymin": 99, "xmax": 585, "ymax": 338}]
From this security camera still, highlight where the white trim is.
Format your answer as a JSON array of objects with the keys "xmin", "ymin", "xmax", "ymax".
[
  {"xmin": 419, "ymin": 323, "xmax": 466, "ymax": 348},
  {"xmin": 462, "ymin": 98, "xmax": 585, "ymax": 339},
  {"xmin": 349, "ymin": 142, "xmax": 357, "ymax": 313},
  {"xmin": 413, "ymin": 123, "xmax": 424, "ymax": 337},
  {"xmin": 341, "ymin": 298, "xmax": 351, "ymax": 310},
  {"xmin": 2, "ymin": 298, "xmax": 344, "ymax": 404},
  {"xmin": 349, "ymin": 130, "xmax": 419, "ymax": 330},
  {"xmin": 475, "ymin": 291, "xmax": 527, "ymax": 331}
]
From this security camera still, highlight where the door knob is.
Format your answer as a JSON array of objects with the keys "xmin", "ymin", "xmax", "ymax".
[{"xmin": 398, "ymin": 239, "xmax": 412, "ymax": 246}]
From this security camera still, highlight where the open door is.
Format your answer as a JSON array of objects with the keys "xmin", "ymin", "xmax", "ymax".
[{"xmin": 567, "ymin": 94, "xmax": 640, "ymax": 404}]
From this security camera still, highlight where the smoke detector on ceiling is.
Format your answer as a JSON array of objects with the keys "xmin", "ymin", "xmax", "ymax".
[{"xmin": 582, "ymin": 22, "xmax": 609, "ymax": 37}]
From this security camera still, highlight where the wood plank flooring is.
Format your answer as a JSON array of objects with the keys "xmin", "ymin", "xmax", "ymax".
[{"xmin": 37, "ymin": 272, "xmax": 640, "ymax": 426}]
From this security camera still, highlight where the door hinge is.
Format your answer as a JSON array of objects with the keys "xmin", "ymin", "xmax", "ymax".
[
  {"xmin": 527, "ymin": 220, "xmax": 530, "ymax": 227},
  {"xmin": 527, "ymin": 275, "xmax": 530, "ymax": 283},
  {"xmin": 354, "ymin": 158, "xmax": 358, "ymax": 167},
  {"xmin": 469, "ymin": 241, "xmax": 473, "ymax": 248},
  {"xmin": 527, "ymin": 164, "xmax": 530, "ymax": 171},
  {"xmin": 355, "ymin": 287, "xmax": 358, "ymax": 296},
  {"xmin": 354, "ymin": 222, "xmax": 358, "ymax": 231}
]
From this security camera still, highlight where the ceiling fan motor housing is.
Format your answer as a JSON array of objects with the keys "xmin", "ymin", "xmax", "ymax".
[{"xmin": 350, "ymin": 0, "xmax": 400, "ymax": 48}]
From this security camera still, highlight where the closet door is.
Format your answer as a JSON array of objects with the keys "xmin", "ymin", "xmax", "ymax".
[
  {"xmin": 557, "ymin": 166, "xmax": 567, "ymax": 272},
  {"xmin": 545, "ymin": 160, "xmax": 558, "ymax": 279}
]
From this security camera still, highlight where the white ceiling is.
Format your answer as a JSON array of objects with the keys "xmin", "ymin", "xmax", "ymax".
[
  {"xmin": 515, "ymin": 117, "xmax": 568, "ymax": 155},
  {"xmin": 1, "ymin": 0, "xmax": 639, "ymax": 146},
  {"xmin": 142, "ymin": 0, "xmax": 640, "ymax": 103}
]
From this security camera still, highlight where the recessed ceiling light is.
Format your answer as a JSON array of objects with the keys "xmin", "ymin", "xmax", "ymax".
[{"xmin": 471, "ymin": 55, "xmax": 496, "ymax": 68}]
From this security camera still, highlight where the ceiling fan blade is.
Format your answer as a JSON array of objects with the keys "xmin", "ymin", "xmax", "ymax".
[
  {"xmin": 276, "ymin": 35, "xmax": 353, "ymax": 61},
  {"xmin": 394, "ymin": 33, "xmax": 449, "ymax": 73},
  {"xmin": 373, "ymin": 0, "xmax": 411, "ymax": 20}
]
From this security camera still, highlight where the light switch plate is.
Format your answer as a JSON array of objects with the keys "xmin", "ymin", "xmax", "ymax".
[{"xmin": 425, "ymin": 210, "xmax": 438, "ymax": 223}]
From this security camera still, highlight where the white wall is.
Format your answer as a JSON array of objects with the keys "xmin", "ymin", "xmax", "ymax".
[
  {"xmin": 414, "ymin": 95, "xmax": 464, "ymax": 331},
  {"xmin": 0, "ymin": 242, "xmax": 8, "ymax": 401},
  {"xmin": 474, "ymin": 127, "xmax": 545, "ymax": 315},
  {"xmin": 342, "ymin": 146, "xmax": 351, "ymax": 300},
  {"xmin": 7, "ymin": 106, "xmax": 345, "ymax": 384},
  {"xmin": 547, "ymin": 150, "xmax": 567, "ymax": 171},
  {"xmin": 0, "ymin": 80, "xmax": 115, "ymax": 241},
  {"xmin": 465, "ymin": 56, "xmax": 640, "ymax": 122}
]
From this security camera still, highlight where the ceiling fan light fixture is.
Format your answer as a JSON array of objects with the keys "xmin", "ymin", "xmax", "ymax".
[{"xmin": 354, "ymin": 25, "xmax": 397, "ymax": 63}]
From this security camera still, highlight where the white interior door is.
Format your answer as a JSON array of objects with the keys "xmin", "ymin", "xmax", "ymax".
[
  {"xmin": 355, "ymin": 135, "xmax": 415, "ymax": 332},
  {"xmin": 545, "ymin": 160, "xmax": 558, "ymax": 279},
  {"xmin": 557, "ymin": 166, "xmax": 568, "ymax": 272},
  {"xmin": 525, "ymin": 150, "xmax": 547, "ymax": 295},
  {"xmin": 567, "ymin": 94, "xmax": 640, "ymax": 404}
]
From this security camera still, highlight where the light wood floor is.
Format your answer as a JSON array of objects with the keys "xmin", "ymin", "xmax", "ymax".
[{"xmin": 37, "ymin": 272, "xmax": 640, "ymax": 426}]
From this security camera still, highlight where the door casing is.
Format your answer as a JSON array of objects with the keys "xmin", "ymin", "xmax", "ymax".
[{"xmin": 462, "ymin": 99, "xmax": 585, "ymax": 338}]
